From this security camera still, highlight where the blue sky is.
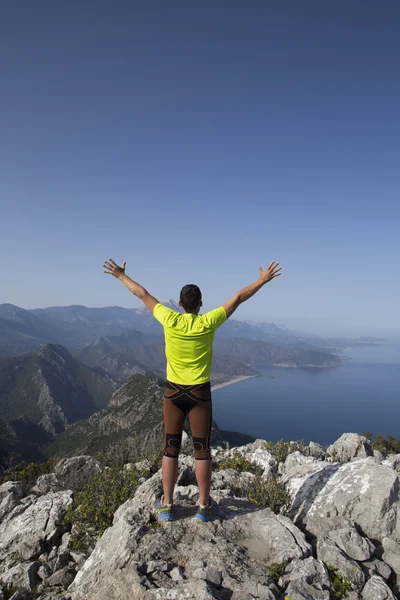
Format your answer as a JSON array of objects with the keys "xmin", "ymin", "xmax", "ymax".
[{"xmin": 1, "ymin": 1, "xmax": 399, "ymax": 337}]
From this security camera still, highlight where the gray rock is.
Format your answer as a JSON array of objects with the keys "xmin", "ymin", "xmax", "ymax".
[
  {"xmin": 290, "ymin": 457, "xmax": 400, "ymax": 544},
  {"xmin": 317, "ymin": 537, "xmax": 365, "ymax": 591},
  {"xmin": 38, "ymin": 562, "xmax": 52, "ymax": 581},
  {"xmin": 361, "ymin": 557, "xmax": 392, "ymax": 581},
  {"xmin": 170, "ymin": 566, "xmax": 184, "ymax": 581},
  {"xmin": 0, "ymin": 481, "xmax": 26, "ymax": 522},
  {"xmin": 283, "ymin": 579, "xmax": 331, "ymax": 599},
  {"xmin": 0, "ymin": 491, "xmax": 73, "ymax": 564},
  {"xmin": 192, "ymin": 566, "xmax": 222, "ymax": 587},
  {"xmin": 1, "ymin": 561, "xmax": 40, "ymax": 590},
  {"xmin": 67, "ymin": 472, "xmax": 306, "ymax": 600},
  {"xmin": 54, "ymin": 456, "xmax": 103, "ymax": 491},
  {"xmin": 327, "ymin": 433, "xmax": 373, "ymax": 462},
  {"xmin": 32, "ymin": 474, "xmax": 61, "ymax": 495},
  {"xmin": 280, "ymin": 452, "xmax": 326, "ymax": 482},
  {"xmin": 230, "ymin": 593, "xmax": 254, "ymax": 600},
  {"xmin": 46, "ymin": 566, "xmax": 76, "ymax": 589},
  {"xmin": 227, "ymin": 440, "xmax": 277, "ymax": 478},
  {"xmin": 309, "ymin": 441, "xmax": 327, "ymax": 459},
  {"xmin": 328, "ymin": 526, "xmax": 375, "ymax": 561},
  {"xmin": 374, "ymin": 450, "xmax": 384, "ymax": 463},
  {"xmin": 361, "ymin": 575, "xmax": 397, "ymax": 599},
  {"xmin": 143, "ymin": 579, "xmax": 216, "ymax": 599},
  {"xmin": 382, "ymin": 538, "xmax": 400, "ymax": 580},
  {"xmin": 279, "ymin": 557, "xmax": 330, "ymax": 590},
  {"xmin": 0, "ymin": 480, "xmax": 26, "ymax": 502},
  {"xmin": 385, "ymin": 454, "xmax": 400, "ymax": 471},
  {"xmin": 145, "ymin": 561, "xmax": 171, "ymax": 574}
]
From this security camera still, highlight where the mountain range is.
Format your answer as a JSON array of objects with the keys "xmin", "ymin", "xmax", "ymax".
[{"xmin": 0, "ymin": 301, "xmax": 362, "ymax": 468}]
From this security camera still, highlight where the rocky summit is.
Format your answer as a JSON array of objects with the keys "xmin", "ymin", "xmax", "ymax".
[{"xmin": 0, "ymin": 432, "xmax": 400, "ymax": 600}]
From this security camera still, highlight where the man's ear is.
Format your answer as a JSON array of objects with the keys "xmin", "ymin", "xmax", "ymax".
[
  {"xmin": 200, "ymin": 300, "xmax": 203, "ymax": 307},
  {"xmin": 179, "ymin": 300, "xmax": 183, "ymax": 307}
]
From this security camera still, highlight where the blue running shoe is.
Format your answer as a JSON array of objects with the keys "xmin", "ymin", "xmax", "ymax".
[
  {"xmin": 154, "ymin": 496, "xmax": 174, "ymax": 521},
  {"xmin": 196, "ymin": 498, "xmax": 216, "ymax": 522}
]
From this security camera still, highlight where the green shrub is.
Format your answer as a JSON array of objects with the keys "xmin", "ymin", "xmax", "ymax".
[
  {"xmin": 233, "ymin": 474, "xmax": 291, "ymax": 514},
  {"xmin": 372, "ymin": 434, "xmax": 400, "ymax": 456},
  {"xmin": 65, "ymin": 466, "xmax": 149, "ymax": 553},
  {"xmin": 215, "ymin": 451, "xmax": 263, "ymax": 476},
  {"xmin": 263, "ymin": 439, "xmax": 308, "ymax": 462},
  {"xmin": 0, "ymin": 458, "xmax": 55, "ymax": 485},
  {"xmin": 326, "ymin": 565, "xmax": 353, "ymax": 599},
  {"xmin": 267, "ymin": 561, "xmax": 288, "ymax": 583}
]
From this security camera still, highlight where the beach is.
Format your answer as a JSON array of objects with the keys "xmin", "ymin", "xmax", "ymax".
[{"xmin": 211, "ymin": 375, "xmax": 257, "ymax": 391}]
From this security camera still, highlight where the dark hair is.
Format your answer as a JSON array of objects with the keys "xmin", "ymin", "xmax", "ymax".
[{"xmin": 180, "ymin": 284, "xmax": 202, "ymax": 312}]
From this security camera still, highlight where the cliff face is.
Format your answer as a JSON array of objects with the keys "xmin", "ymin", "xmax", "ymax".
[
  {"xmin": 1, "ymin": 433, "xmax": 399, "ymax": 600},
  {"xmin": 0, "ymin": 344, "xmax": 116, "ymax": 436}
]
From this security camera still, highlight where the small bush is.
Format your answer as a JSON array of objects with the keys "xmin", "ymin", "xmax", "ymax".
[
  {"xmin": 215, "ymin": 451, "xmax": 263, "ymax": 476},
  {"xmin": 233, "ymin": 474, "xmax": 291, "ymax": 514},
  {"xmin": 267, "ymin": 561, "xmax": 288, "ymax": 583},
  {"xmin": 326, "ymin": 565, "xmax": 353, "ymax": 599},
  {"xmin": 0, "ymin": 458, "xmax": 55, "ymax": 485},
  {"xmin": 263, "ymin": 439, "xmax": 308, "ymax": 462},
  {"xmin": 65, "ymin": 466, "xmax": 149, "ymax": 553},
  {"xmin": 371, "ymin": 434, "xmax": 400, "ymax": 457}
]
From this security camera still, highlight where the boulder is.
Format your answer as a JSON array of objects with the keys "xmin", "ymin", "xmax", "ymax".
[
  {"xmin": 309, "ymin": 441, "xmax": 327, "ymax": 460},
  {"xmin": 280, "ymin": 452, "xmax": 328, "ymax": 482},
  {"xmin": 361, "ymin": 557, "xmax": 392, "ymax": 581},
  {"xmin": 46, "ymin": 566, "xmax": 76, "ymax": 589},
  {"xmin": 381, "ymin": 538, "xmax": 400, "ymax": 581},
  {"xmin": 32, "ymin": 474, "xmax": 61, "ymax": 495},
  {"xmin": 1, "ymin": 561, "xmax": 40, "ymax": 590},
  {"xmin": 316, "ymin": 537, "xmax": 365, "ymax": 591},
  {"xmin": 289, "ymin": 458, "xmax": 400, "ymax": 543},
  {"xmin": 0, "ymin": 481, "xmax": 26, "ymax": 522},
  {"xmin": 54, "ymin": 456, "xmax": 103, "ymax": 491},
  {"xmin": 327, "ymin": 433, "xmax": 373, "ymax": 462},
  {"xmin": 282, "ymin": 580, "xmax": 330, "ymax": 599},
  {"xmin": 0, "ymin": 491, "xmax": 73, "ymax": 567},
  {"xmin": 278, "ymin": 557, "xmax": 331, "ymax": 590},
  {"xmin": 361, "ymin": 575, "xmax": 397, "ymax": 599},
  {"xmin": 328, "ymin": 526, "xmax": 375, "ymax": 561}
]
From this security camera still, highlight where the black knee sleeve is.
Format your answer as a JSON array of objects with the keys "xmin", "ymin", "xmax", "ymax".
[
  {"xmin": 193, "ymin": 437, "xmax": 211, "ymax": 460},
  {"xmin": 164, "ymin": 432, "xmax": 182, "ymax": 459}
]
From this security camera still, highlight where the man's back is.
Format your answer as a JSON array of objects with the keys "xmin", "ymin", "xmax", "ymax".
[{"xmin": 153, "ymin": 304, "xmax": 227, "ymax": 385}]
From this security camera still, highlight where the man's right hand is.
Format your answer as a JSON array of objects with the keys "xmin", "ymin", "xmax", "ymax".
[
  {"xmin": 258, "ymin": 261, "xmax": 282, "ymax": 284},
  {"xmin": 103, "ymin": 258, "xmax": 127, "ymax": 279}
]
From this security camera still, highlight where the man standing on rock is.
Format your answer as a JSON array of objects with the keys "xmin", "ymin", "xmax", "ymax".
[{"xmin": 103, "ymin": 258, "xmax": 282, "ymax": 521}]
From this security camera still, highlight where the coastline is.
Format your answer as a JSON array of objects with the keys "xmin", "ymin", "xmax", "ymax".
[{"xmin": 211, "ymin": 375, "xmax": 257, "ymax": 391}]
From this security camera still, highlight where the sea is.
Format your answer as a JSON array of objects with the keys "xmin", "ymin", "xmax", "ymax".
[{"xmin": 212, "ymin": 342, "xmax": 400, "ymax": 446}]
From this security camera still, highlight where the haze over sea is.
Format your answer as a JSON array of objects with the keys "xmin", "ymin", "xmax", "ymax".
[{"xmin": 213, "ymin": 342, "xmax": 400, "ymax": 446}]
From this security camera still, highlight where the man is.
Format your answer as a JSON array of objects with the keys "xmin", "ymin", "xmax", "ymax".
[{"xmin": 103, "ymin": 258, "xmax": 282, "ymax": 522}]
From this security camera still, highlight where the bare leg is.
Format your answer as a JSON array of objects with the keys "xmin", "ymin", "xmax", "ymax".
[
  {"xmin": 195, "ymin": 459, "xmax": 212, "ymax": 506},
  {"xmin": 162, "ymin": 456, "xmax": 179, "ymax": 505}
]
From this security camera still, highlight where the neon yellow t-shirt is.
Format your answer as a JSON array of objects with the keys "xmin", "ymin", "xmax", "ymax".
[{"xmin": 153, "ymin": 304, "xmax": 227, "ymax": 385}]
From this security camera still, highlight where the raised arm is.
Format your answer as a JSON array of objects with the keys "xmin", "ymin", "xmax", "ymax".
[
  {"xmin": 222, "ymin": 261, "xmax": 282, "ymax": 318},
  {"xmin": 103, "ymin": 259, "xmax": 159, "ymax": 314}
]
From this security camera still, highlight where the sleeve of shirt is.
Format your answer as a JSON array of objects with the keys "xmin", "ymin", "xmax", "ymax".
[
  {"xmin": 202, "ymin": 306, "xmax": 227, "ymax": 331},
  {"xmin": 153, "ymin": 303, "xmax": 176, "ymax": 327}
]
